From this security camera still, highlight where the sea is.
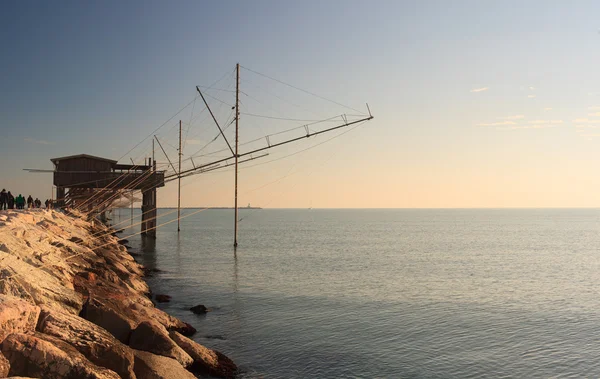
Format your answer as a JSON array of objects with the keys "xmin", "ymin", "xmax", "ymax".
[{"xmin": 113, "ymin": 208, "xmax": 600, "ymax": 378}]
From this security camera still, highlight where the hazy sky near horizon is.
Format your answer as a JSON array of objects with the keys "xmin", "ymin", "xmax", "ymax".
[{"xmin": 2, "ymin": 1, "xmax": 600, "ymax": 208}]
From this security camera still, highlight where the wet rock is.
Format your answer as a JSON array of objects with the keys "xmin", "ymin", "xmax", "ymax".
[
  {"xmin": 0, "ymin": 351, "xmax": 9, "ymax": 377},
  {"xmin": 203, "ymin": 334, "xmax": 226, "ymax": 340},
  {"xmin": 173, "ymin": 322, "xmax": 197, "ymax": 337},
  {"xmin": 129, "ymin": 321, "xmax": 193, "ymax": 367},
  {"xmin": 0, "ymin": 294, "xmax": 41, "ymax": 343},
  {"xmin": 155, "ymin": 294, "xmax": 171, "ymax": 303},
  {"xmin": 190, "ymin": 304, "xmax": 210, "ymax": 314},
  {"xmin": 1, "ymin": 333, "xmax": 120, "ymax": 379},
  {"xmin": 142, "ymin": 267, "xmax": 163, "ymax": 277},
  {"xmin": 37, "ymin": 305, "xmax": 136, "ymax": 379},
  {"xmin": 118, "ymin": 239, "xmax": 129, "ymax": 245},
  {"xmin": 133, "ymin": 350, "xmax": 196, "ymax": 379},
  {"xmin": 169, "ymin": 331, "xmax": 237, "ymax": 378}
]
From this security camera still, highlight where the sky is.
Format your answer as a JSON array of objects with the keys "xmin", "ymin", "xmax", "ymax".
[{"xmin": 2, "ymin": 0, "xmax": 600, "ymax": 208}]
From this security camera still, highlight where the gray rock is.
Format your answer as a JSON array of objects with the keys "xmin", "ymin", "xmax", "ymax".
[
  {"xmin": 129, "ymin": 321, "xmax": 193, "ymax": 367},
  {"xmin": 133, "ymin": 350, "xmax": 196, "ymax": 379}
]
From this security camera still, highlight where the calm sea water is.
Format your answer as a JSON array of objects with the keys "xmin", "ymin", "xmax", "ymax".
[{"xmin": 114, "ymin": 208, "xmax": 600, "ymax": 378}]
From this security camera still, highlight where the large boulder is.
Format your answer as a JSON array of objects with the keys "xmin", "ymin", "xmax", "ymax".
[
  {"xmin": 133, "ymin": 350, "xmax": 196, "ymax": 379},
  {"xmin": 36, "ymin": 306, "xmax": 136, "ymax": 379},
  {"xmin": 0, "ymin": 295, "xmax": 41, "ymax": 343},
  {"xmin": 129, "ymin": 321, "xmax": 193, "ymax": 367},
  {"xmin": 80, "ymin": 295, "xmax": 195, "ymax": 344},
  {"xmin": 80, "ymin": 297, "xmax": 136, "ymax": 344},
  {"xmin": 128, "ymin": 303, "xmax": 196, "ymax": 336},
  {"xmin": 1, "ymin": 333, "xmax": 120, "ymax": 379},
  {"xmin": 169, "ymin": 331, "xmax": 237, "ymax": 378},
  {"xmin": 0, "ymin": 351, "xmax": 9, "ymax": 377},
  {"xmin": 0, "ymin": 249, "xmax": 84, "ymax": 315}
]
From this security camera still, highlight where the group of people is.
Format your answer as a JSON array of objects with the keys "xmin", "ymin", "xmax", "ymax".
[{"xmin": 0, "ymin": 189, "xmax": 53, "ymax": 211}]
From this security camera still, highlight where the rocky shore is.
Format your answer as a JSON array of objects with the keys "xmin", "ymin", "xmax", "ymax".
[{"xmin": 0, "ymin": 209, "xmax": 237, "ymax": 378}]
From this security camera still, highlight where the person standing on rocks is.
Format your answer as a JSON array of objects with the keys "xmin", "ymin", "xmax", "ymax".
[
  {"xmin": 0, "ymin": 189, "xmax": 7, "ymax": 210},
  {"xmin": 27, "ymin": 195, "xmax": 33, "ymax": 209},
  {"xmin": 16, "ymin": 194, "xmax": 25, "ymax": 209},
  {"xmin": 7, "ymin": 191, "xmax": 14, "ymax": 209}
]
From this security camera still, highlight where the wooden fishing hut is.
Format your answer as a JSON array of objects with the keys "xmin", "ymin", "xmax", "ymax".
[{"xmin": 51, "ymin": 154, "xmax": 164, "ymax": 237}]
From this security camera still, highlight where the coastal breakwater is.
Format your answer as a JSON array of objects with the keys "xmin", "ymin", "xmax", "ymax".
[{"xmin": 0, "ymin": 209, "xmax": 237, "ymax": 378}]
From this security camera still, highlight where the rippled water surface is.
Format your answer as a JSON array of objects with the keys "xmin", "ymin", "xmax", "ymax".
[{"xmin": 115, "ymin": 208, "xmax": 600, "ymax": 378}]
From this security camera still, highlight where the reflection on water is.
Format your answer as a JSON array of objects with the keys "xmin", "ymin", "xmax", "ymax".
[{"xmin": 140, "ymin": 235, "xmax": 156, "ymax": 270}]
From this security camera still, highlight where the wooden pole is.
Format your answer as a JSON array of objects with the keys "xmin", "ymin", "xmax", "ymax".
[
  {"xmin": 178, "ymin": 120, "xmax": 182, "ymax": 232},
  {"xmin": 234, "ymin": 63, "xmax": 240, "ymax": 247}
]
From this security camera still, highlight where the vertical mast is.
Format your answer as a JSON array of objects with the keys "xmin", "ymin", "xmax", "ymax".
[
  {"xmin": 178, "ymin": 120, "xmax": 182, "ymax": 232},
  {"xmin": 130, "ymin": 158, "xmax": 134, "ymax": 223},
  {"xmin": 234, "ymin": 63, "xmax": 240, "ymax": 247}
]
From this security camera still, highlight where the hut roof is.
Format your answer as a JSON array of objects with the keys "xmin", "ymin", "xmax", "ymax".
[{"xmin": 50, "ymin": 154, "xmax": 118, "ymax": 164}]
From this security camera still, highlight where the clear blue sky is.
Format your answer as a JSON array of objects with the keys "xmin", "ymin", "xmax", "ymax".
[{"xmin": 2, "ymin": 1, "xmax": 600, "ymax": 207}]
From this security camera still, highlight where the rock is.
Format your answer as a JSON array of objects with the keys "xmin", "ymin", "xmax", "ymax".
[
  {"xmin": 133, "ymin": 350, "xmax": 196, "ymax": 379},
  {"xmin": 174, "ymin": 322, "xmax": 197, "ymax": 337},
  {"xmin": 0, "ymin": 351, "xmax": 9, "ymax": 377},
  {"xmin": 69, "ymin": 236, "xmax": 85, "ymax": 244},
  {"xmin": 0, "ymin": 294, "xmax": 41, "ymax": 343},
  {"xmin": 155, "ymin": 294, "xmax": 171, "ymax": 303},
  {"xmin": 142, "ymin": 267, "xmax": 163, "ymax": 277},
  {"xmin": 169, "ymin": 331, "xmax": 237, "ymax": 378},
  {"xmin": 190, "ymin": 304, "xmax": 210, "ymax": 314},
  {"xmin": 129, "ymin": 321, "xmax": 193, "ymax": 367},
  {"xmin": 1, "ymin": 333, "xmax": 120, "ymax": 379},
  {"xmin": 81, "ymin": 297, "xmax": 136, "ymax": 344},
  {"xmin": 203, "ymin": 334, "xmax": 226, "ymax": 340},
  {"xmin": 36, "ymin": 306, "xmax": 136, "ymax": 379},
  {"xmin": 0, "ymin": 257, "xmax": 84, "ymax": 315},
  {"xmin": 128, "ymin": 303, "xmax": 196, "ymax": 336}
]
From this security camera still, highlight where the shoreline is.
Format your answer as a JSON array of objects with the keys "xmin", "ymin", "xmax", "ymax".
[{"xmin": 0, "ymin": 209, "xmax": 237, "ymax": 378}]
